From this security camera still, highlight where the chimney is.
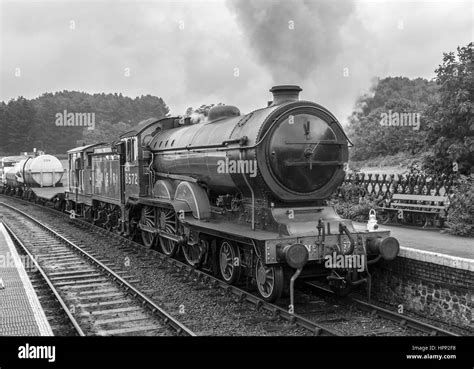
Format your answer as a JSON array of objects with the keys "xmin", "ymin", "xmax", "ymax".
[{"xmin": 269, "ymin": 85, "xmax": 302, "ymax": 105}]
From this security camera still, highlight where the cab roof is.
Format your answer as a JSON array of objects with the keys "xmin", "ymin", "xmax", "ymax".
[
  {"xmin": 67, "ymin": 143, "xmax": 106, "ymax": 154},
  {"xmin": 120, "ymin": 118, "xmax": 160, "ymax": 139}
]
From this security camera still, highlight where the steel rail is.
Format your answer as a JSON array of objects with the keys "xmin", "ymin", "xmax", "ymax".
[
  {"xmin": 2, "ymin": 220, "xmax": 86, "ymax": 336},
  {"xmin": 0, "ymin": 196, "xmax": 339, "ymax": 336},
  {"xmin": 0, "ymin": 201, "xmax": 196, "ymax": 337},
  {"xmin": 75, "ymin": 218, "xmax": 340, "ymax": 336},
  {"xmin": 303, "ymin": 281, "xmax": 460, "ymax": 337},
  {"xmin": 70, "ymin": 208, "xmax": 340, "ymax": 336},
  {"xmin": 351, "ymin": 297, "xmax": 460, "ymax": 337}
]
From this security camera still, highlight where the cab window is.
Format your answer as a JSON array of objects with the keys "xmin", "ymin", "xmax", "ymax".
[{"xmin": 125, "ymin": 138, "xmax": 138, "ymax": 163}]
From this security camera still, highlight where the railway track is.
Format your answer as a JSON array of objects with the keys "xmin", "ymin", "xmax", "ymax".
[
  {"xmin": 1, "ymin": 195, "xmax": 463, "ymax": 337},
  {"xmin": 24, "ymin": 265, "xmax": 81, "ymax": 336},
  {"xmin": 69, "ymin": 212, "xmax": 464, "ymax": 336},
  {"xmin": 301, "ymin": 282, "xmax": 461, "ymax": 337},
  {"xmin": 0, "ymin": 202, "xmax": 195, "ymax": 336},
  {"xmin": 0, "ymin": 197, "xmax": 339, "ymax": 336}
]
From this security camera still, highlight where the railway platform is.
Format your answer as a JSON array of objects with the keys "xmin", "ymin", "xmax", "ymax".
[
  {"xmin": 354, "ymin": 222, "xmax": 473, "ymax": 328},
  {"xmin": 0, "ymin": 222, "xmax": 53, "ymax": 336},
  {"xmin": 354, "ymin": 222, "xmax": 473, "ymax": 265}
]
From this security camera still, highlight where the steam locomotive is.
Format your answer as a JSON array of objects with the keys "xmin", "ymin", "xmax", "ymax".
[{"xmin": 33, "ymin": 85, "xmax": 401, "ymax": 303}]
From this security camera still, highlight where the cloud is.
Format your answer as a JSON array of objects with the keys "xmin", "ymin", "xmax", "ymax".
[
  {"xmin": 225, "ymin": 0, "xmax": 472, "ymax": 123},
  {"xmin": 0, "ymin": 1, "xmax": 274, "ymax": 115},
  {"xmin": 225, "ymin": 0, "xmax": 384, "ymax": 121},
  {"xmin": 0, "ymin": 0, "xmax": 472, "ymax": 125}
]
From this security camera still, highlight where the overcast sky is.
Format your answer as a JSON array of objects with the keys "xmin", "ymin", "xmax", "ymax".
[{"xmin": 0, "ymin": 0, "xmax": 472, "ymax": 125}]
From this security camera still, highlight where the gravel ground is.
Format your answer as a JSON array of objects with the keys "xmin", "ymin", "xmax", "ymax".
[
  {"xmin": 2, "ymin": 199, "xmax": 315, "ymax": 336},
  {"xmin": 2, "ymin": 197, "xmax": 461, "ymax": 336},
  {"xmin": 350, "ymin": 290, "xmax": 474, "ymax": 336},
  {"xmin": 2, "ymin": 207, "xmax": 179, "ymax": 337},
  {"xmin": 281, "ymin": 289, "xmax": 419, "ymax": 336},
  {"xmin": 20, "ymin": 266, "xmax": 78, "ymax": 336}
]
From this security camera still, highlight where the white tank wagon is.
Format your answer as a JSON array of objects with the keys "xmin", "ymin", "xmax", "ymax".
[
  {"xmin": 1, "ymin": 165, "xmax": 19, "ymax": 188},
  {"xmin": 5, "ymin": 160, "xmax": 26, "ymax": 187},
  {"xmin": 0, "ymin": 156, "xmax": 25, "ymax": 186},
  {"xmin": 5, "ymin": 155, "xmax": 64, "ymax": 188}
]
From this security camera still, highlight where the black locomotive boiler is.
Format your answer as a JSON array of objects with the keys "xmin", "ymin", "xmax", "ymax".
[{"xmin": 65, "ymin": 85, "xmax": 399, "ymax": 304}]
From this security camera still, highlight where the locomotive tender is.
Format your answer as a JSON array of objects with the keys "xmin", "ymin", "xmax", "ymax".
[{"xmin": 65, "ymin": 85, "xmax": 400, "ymax": 303}]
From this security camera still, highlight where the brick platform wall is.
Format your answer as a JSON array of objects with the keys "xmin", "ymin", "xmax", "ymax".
[{"xmin": 370, "ymin": 256, "xmax": 473, "ymax": 328}]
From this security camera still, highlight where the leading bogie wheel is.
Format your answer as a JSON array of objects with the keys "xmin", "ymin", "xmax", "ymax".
[
  {"xmin": 182, "ymin": 239, "xmax": 206, "ymax": 268},
  {"xmin": 255, "ymin": 258, "xmax": 284, "ymax": 302}
]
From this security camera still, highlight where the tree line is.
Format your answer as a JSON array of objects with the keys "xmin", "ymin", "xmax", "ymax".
[
  {"xmin": 0, "ymin": 43, "xmax": 471, "ymax": 177},
  {"xmin": 0, "ymin": 92, "xmax": 169, "ymax": 154},
  {"xmin": 348, "ymin": 42, "xmax": 472, "ymax": 176}
]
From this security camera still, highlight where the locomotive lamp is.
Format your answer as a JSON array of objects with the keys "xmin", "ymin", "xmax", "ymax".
[{"xmin": 367, "ymin": 209, "xmax": 379, "ymax": 231}]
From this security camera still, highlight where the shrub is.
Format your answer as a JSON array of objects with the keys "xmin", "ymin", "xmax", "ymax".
[
  {"xmin": 445, "ymin": 175, "xmax": 474, "ymax": 237},
  {"xmin": 331, "ymin": 183, "xmax": 381, "ymax": 222}
]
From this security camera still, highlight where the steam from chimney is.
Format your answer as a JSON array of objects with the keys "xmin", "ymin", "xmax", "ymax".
[
  {"xmin": 190, "ymin": 112, "xmax": 207, "ymax": 124},
  {"xmin": 227, "ymin": 0, "xmax": 381, "ymax": 124},
  {"xmin": 227, "ymin": 0, "xmax": 356, "ymax": 81}
]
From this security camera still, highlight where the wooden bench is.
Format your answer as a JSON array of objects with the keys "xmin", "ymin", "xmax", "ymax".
[{"xmin": 379, "ymin": 194, "xmax": 448, "ymax": 228}]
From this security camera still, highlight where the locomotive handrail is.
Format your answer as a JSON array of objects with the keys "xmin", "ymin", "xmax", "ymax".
[
  {"xmin": 284, "ymin": 160, "xmax": 344, "ymax": 167},
  {"xmin": 284, "ymin": 141, "xmax": 345, "ymax": 145},
  {"xmin": 154, "ymin": 172, "xmax": 198, "ymax": 183},
  {"xmin": 152, "ymin": 137, "xmax": 247, "ymax": 153}
]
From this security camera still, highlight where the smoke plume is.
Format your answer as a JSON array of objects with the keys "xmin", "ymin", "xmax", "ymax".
[
  {"xmin": 226, "ymin": 0, "xmax": 384, "ymax": 123},
  {"xmin": 227, "ymin": 0, "xmax": 356, "ymax": 81}
]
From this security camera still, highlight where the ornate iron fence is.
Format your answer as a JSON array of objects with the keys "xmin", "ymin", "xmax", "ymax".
[{"xmin": 339, "ymin": 173, "xmax": 454, "ymax": 198}]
